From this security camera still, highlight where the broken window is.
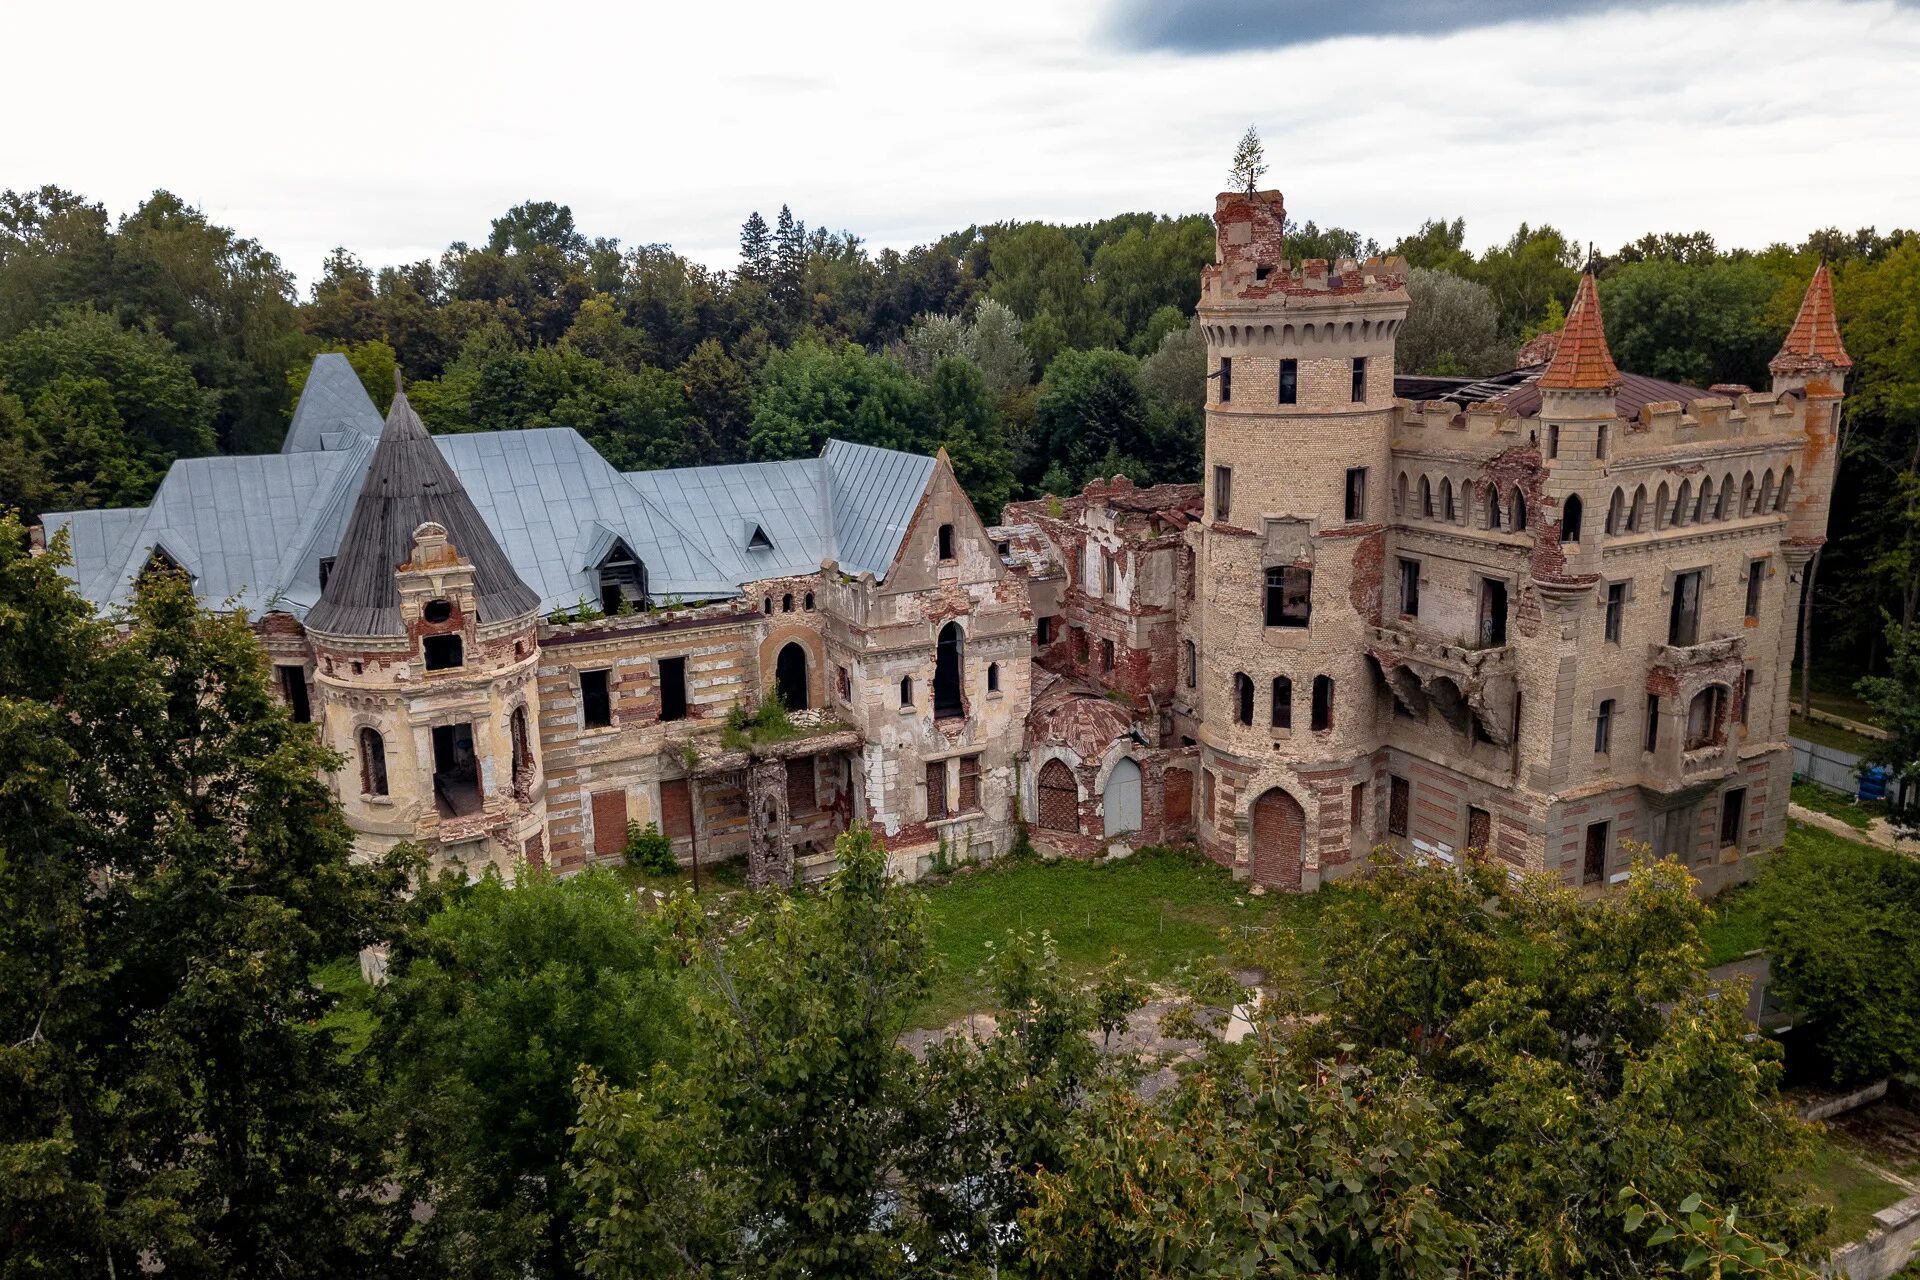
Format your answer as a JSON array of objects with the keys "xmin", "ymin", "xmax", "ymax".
[
  {"xmin": 787, "ymin": 758, "xmax": 818, "ymax": 816},
  {"xmin": 1234, "ymin": 673, "xmax": 1254, "ymax": 726},
  {"xmin": 277, "ymin": 665, "xmax": 311, "ymax": 723},
  {"xmin": 1278, "ymin": 358, "xmax": 1298, "ymax": 405},
  {"xmin": 1594, "ymin": 698, "xmax": 1614, "ymax": 754},
  {"xmin": 423, "ymin": 634, "xmax": 463, "ymax": 671},
  {"xmin": 1669, "ymin": 570, "xmax": 1702, "ymax": 646},
  {"xmin": 1686, "ymin": 686, "xmax": 1725, "ymax": 751},
  {"xmin": 1398, "ymin": 558, "xmax": 1420, "ymax": 617},
  {"xmin": 1388, "ymin": 775, "xmax": 1410, "ymax": 837},
  {"xmin": 1745, "ymin": 560, "xmax": 1765, "ymax": 621},
  {"xmin": 1345, "ymin": 468, "xmax": 1367, "ymax": 521},
  {"xmin": 938, "ymin": 523, "xmax": 955, "ymax": 561},
  {"xmin": 1271, "ymin": 676, "xmax": 1292, "ymax": 729},
  {"xmin": 359, "ymin": 727, "xmax": 388, "ymax": 796},
  {"xmin": 1479, "ymin": 578, "xmax": 1508, "ymax": 646},
  {"xmin": 1560, "ymin": 493, "xmax": 1583, "ymax": 543},
  {"xmin": 1218, "ymin": 356, "xmax": 1233, "ymax": 403},
  {"xmin": 581, "ymin": 669, "xmax": 612, "ymax": 728},
  {"xmin": 1213, "ymin": 465, "xmax": 1232, "ymax": 522},
  {"xmin": 597, "ymin": 540, "xmax": 649, "ymax": 613},
  {"xmin": 1584, "ymin": 821, "xmax": 1609, "ymax": 885},
  {"xmin": 934, "ymin": 622, "xmax": 965, "ymax": 719},
  {"xmin": 1644, "ymin": 694, "xmax": 1661, "ymax": 752},
  {"xmin": 1719, "ymin": 787, "xmax": 1746, "ymax": 848},
  {"xmin": 1264, "ymin": 566, "xmax": 1312, "ymax": 628},
  {"xmin": 1311, "ymin": 676, "xmax": 1334, "ymax": 731},
  {"xmin": 433, "ymin": 722, "xmax": 481, "ymax": 818},
  {"xmin": 1350, "ymin": 356, "xmax": 1367, "ymax": 403},
  {"xmin": 659, "ymin": 656, "xmax": 688, "ymax": 721},
  {"xmin": 1605, "ymin": 582, "xmax": 1627, "ymax": 643}
]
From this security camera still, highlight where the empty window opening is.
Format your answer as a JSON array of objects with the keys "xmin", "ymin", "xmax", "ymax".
[
  {"xmin": 1279, "ymin": 358, "xmax": 1298, "ymax": 405},
  {"xmin": 1271, "ymin": 675, "xmax": 1292, "ymax": 729},
  {"xmin": 1213, "ymin": 465, "xmax": 1232, "ymax": 522},
  {"xmin": 597, "ymin": 541, "xmax": 649, "ymax": 614},
  {"xmin": 359, "ymin": 728, "xmax": 388, "ymax": 796},
  {"xmin": 775, "ymin": 642, "xmax": 810, "ymax": 711},
  {"xmin": 277, "ymin": 665, "xmax": 311, "ymax": 723},
  {"xmin": 987, "ymin": 662, "xmax": 1000, "ymax": 693},
  {"xmin": 1668, "ymin": 570, "xmax": 1703, "ymax": 646},
  {"xmin": 431, "ymin": 722, "xmax": 481, "ymax": 817},
  {"xmin": 1644, "ymin": 694, "xmax": 1661, "ymax": 752},
  {"xmin": 1350, "ymin": 782, "xmax": 1366, "ymax": 832},
  {"xmin": 782, "ymin": 593, "xmax": 793, "ymax": 612},
  {"xmin": 1350, "ymin": 356, "xmax": 1367, "ymax": 403},
  {"xmin": 318, "ymin": 556, "xmax": 335, "ymax": 591},
  {"xmin": 938, "ymin": 523, "xmax": 955, "ymax": 561},
  {"xmin": 1560, "ymin": 493, "xmax": 1583, "ymax": 543},
  {"xmin": 1234, "ymin": 673, "xmax": 1254, "ymax": 726},
  {"xmin": 1605, "ymin": 582, "xmax": 1627, "ymax": 642},
  {"xmin": 581, "ymin": 669, "xmax": 612, "ymax": 727},
  {"xmin": 510, "ymin": 706, "xmax": 533, "ymax": 791},
  {"xmin": 1218, "ymin": 356, "xmax": 1233, "ymax": 403},
  {"xmin": 659, "ymin": 656, "xmax": 688, "ymax": 721},
  {"xmin": 1719, "ymin": 787, "xmax": 1746, "ymax": 848},
  {"xmin": 1388, "ymin": 775, "xmax": 1411, "ymax": 837},
  {"xmin": 423, "ymin": 598, "xmax": 453, "ymax": 624},
  {"xmin": 1100, "ymin": 638, "xmax": 1115, "ymax": 673},
  {"xmin": 747, "ymin": 524, "xmax": 774, "ymax": 551},
  {"xmin": 934, "ymin": 623, "xmax": 965, "ymax": 719},
  {"xmin": 1686, "ymin": 686, "xmax": 1726, "ymax": 751},
  {"xmin": 837, "ymin": 664, "xmax": 851, "ymax": 701},
  {"xmin": 1740, "ymin": 669, "xmax": 1756, "ymax": 726},
  {"xmin": 1594, "ymin": 698, "xmax": 1614, "ymax": 754},
  {"xmin": 1036, "ymin": 616, "xmax": 1053, "ymax": 644},
  {"xmin": 900, "ymin": 676, "xmax": 914, "ymax": 707},
  {"xmin": 1420, "ymin": 476, "xmax": 1434, "ymax": 518},
  {"xmin": 1102, "ymin": 553, "xmax": 1116, "ymax": 598},
  {"xmin": 1311, "ymin": 675, "xmax": 1334, "ymax": 731},
  {"xmin": 804, "ymin": 591, "xmax": 815, "ymax": 611},
  {"xmin": 1548, "ymin": 424, "xmax": 1560, "ymax": 459},
  {"xmin": 423, "ymin": 634, "xmax": 463, "ymax": 671},
  {"xmin": 787, "ymin": 757, "xmax": 818, "ymax": 816},
  {"xmin": 1185, "ymin": 639, "xmax": 1197, "ymax": 689},
  {"xmin": 1345, "ymin": 467, "xmax": 1367, "ymax": 522},
  {"xmin": 1745, "ymin": 561, "xmax": 1765, "ymax": 620},
  {"xmin": 1264, "ymin": 565, "xmax": 1313, "ymax": 628},
  {"xmin": 762, "ymin": 597, "xmax": 772, "ymax": 615},
  {"xmin": 1398, "ymin": 558, "xmax": 1420, "ymax": 617},
  {"xmin": 1479, "ymin": 578, "xmax": 1508, "ymax": 646},
  {"xmin": 1512, "ymin": 488, "xmax": 1527, "ymax": 530},
  {"xmin": 1584, "ymin": 821, "xmax": 1609, "ymax": 885}
]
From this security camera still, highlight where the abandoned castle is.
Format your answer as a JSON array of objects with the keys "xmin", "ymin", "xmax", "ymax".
[{"xmin": 39, "ymin": 185, "xmax": 1849, "ymax": 894}]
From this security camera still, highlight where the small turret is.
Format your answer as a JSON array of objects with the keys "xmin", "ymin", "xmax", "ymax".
[
  {"xmin": 1538, "ymin": 273, "xmax": 1620, "ymax": 394},
  {"xmin": 1769, "ymin": 262, "xmax": 1851, "ymax": 382}
]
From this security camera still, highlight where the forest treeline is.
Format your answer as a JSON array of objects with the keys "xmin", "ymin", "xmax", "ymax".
[{"xmin": 0, "ymin": 184, "xmax": 1915, "ymax": 673}]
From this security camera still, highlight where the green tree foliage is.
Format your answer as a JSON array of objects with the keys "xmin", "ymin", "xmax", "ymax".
[
  {"xmin": 286, "ymin": 337, "xmax": 398, "ymax": 413},
  {"xmin": 375, "ymin": 866, "xmax": 684, "ymax": 1277},
  {"xmin": 0, "ymin": 518, "xmax": 413, "ymax": 1277},
  {"xmin": 1599, "ymin": 258, "xmax": 1785, "ymax": 387},
  {"xmin": 1473, "ymin": 221, "xmax": 1585, "ymax": 337},
  {"xmin": 676, "ymin": 337, "xmax": 754, "ymax": 463},
  {"xmin": 1228, "ymin": 125, "xmax": 1267, "ymax": 194},
  {"xmin": 1392, "ymin": 216, "xmax": 1476, "ymax": 276},
  {"xmin": 926, "ymin": 355, "xmax": 1014, "ymax": 517},
  {"xmin": 748, "ymin": 338, "xmax": 931, "ymax": 461},
  {"xmin": 1398, "ymin": 267, "xmax": 1508, "ymax": 376},
  {"xmin": 1031, "ymin": 348, "xmax": 1154, "ymax": 491},
  {"xmin": 1748, "ymin": 813, "xmax": 1920, "ymax": 1081}
]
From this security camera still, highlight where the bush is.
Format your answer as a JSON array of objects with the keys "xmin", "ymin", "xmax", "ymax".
[{"xmin": 624, "ymin": 820, "xmax": 677, "ymax": 874}]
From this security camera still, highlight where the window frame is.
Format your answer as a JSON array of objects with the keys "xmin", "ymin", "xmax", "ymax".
[{"xmin": 581, "ymin": 668, "xmax": 614, "ymax": 728}]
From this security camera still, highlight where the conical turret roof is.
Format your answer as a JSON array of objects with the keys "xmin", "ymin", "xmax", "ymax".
[
  {"xmin": 1771, "ymin": 262, "xmax": 1852, "ymax": 373},
  {"xmin": 305, "ymin": 390, "xmax": 540, "ymax": 637},
  {"xmin": 1538, "ymin": 273, "xmax": 1620, "ymax": 391}
]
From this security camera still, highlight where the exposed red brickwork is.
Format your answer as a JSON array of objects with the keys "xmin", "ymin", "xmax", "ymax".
[{"xmin": 1250, "ymin": 787, "xmax": 1305, "ymax": 889}]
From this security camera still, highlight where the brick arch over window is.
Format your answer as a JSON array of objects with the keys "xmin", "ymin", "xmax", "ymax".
[
  {"xmin": 1037, "ymin": 758, "xmax": 1080, "ymax": 832},
  {"xmin": 1250, "ymin": 787, "xmax": 1305, "ymax": 890}
]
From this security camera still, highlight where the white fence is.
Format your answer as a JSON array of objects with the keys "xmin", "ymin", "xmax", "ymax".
[{"xmin": 1793, "ymin": 736, "xmax": 1865, "ymax": 796}]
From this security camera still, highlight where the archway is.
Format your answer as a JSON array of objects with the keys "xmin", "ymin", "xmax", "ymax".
[
  {"xmin": 1103, "ymin": 758, "xmax": 1142, "ymax": 836},
  {"xmin": 1250, "ymin": 788, "xmax": 1306, "ymax": 890},
  {"xmin": 775, "ymin": 642, "xmax": 809, "ymax": 711},
  {"xmin": 934, "ymin": 622, "xmax": 964, "ymax": 719},
  {"xmin": 1037, "ymin": 759, "xmax": 1079, "ymax": 832}
]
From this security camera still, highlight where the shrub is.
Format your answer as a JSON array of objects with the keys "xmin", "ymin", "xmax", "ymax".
[{"xmin": 624, "ymin": 820, "xmax": 677, "ymax": 874}]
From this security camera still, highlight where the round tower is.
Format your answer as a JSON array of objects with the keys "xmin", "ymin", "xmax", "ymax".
[
  {"xmin": 1190, "ymin": 188, "xmax": 1410, "ymax": 890},
  {"xmin": 304, "ymin": 390, "xmax": 547, "ymax": 878}
]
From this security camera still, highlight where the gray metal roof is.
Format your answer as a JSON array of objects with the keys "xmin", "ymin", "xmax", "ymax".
[
  {"xmin": 281, "ymin": 353, "xmax": 384, "ymax": 454},
  {"xmin": 46, "ymin": 367, "xmax": 942, "ymax": 621},
  {"xmin": 306, "ymin": 392, "xmax": 541, "ymax": 636}
]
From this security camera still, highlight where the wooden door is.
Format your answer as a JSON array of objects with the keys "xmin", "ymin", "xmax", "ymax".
[{"xmin": 1250, "ymin": 788, "xmax": 1305, "ymax": 890}]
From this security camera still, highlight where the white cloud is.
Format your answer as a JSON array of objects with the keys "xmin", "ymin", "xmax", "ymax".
[{"xmin": 2, "ymin": 0, "xmax": 1915, "ymax": 287}]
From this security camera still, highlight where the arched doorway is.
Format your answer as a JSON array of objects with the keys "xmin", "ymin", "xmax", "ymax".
[
  {"xmin": 775, "ymin": 642, "xmax": 809, "ymax": 711},
  {"xmin": 1103, "ymin": 758, "xmax": 1142, "ymax": 836},
  {"xmin": 1037, "ymin": 759, "xmax": 1079, "ymax": 832},
  {"xmin": 933, "ymin": 622, "xmax": 964, "ymax": 720},
  {"xmin": 1250, "ymin": 787, "xmax": 1306, "ymax": 890}
]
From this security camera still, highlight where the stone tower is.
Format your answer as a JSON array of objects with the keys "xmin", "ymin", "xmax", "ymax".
[
  {"xmin": 1190, "ymin": 188, "xmax": 1410, "ymax": 889},
  {"xmin": 303, "ymin": 389, "xmax": 548, "ymax": 876}
]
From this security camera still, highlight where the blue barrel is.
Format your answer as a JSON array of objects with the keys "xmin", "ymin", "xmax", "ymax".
[{"xmin": 1859, "ymin": 766, "xmax": 1889, "ymax": 802}]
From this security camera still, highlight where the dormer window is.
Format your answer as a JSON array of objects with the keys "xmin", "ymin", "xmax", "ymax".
[
  {"xmin": 746, "ymin": 524, "xmax": 774, "ymax": 552},
  {"xmin": 318, "ymin": 556, "xmax": 335, "ymax": 591},
  {"xmin": 423, "ymin": 599, "xmax": 453, "ymax": 624},
  {"xmin": 597, "ymin": 540, "xmax": 648, "ymax": 614}
]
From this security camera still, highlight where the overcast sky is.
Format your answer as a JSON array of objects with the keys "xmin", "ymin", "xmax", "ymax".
[{"xmin": 4, "ymin": 0, "xmax": 1917, "ymax": 289}]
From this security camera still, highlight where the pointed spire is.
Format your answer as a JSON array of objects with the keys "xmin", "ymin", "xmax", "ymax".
[
  {"xmin": 1538, "ymin": 273, "xmax": 1620, "ymax": 392},
  {"xmin": 1771, "ymin": 262, "xmax": 1852, "ymax": 374},
  {"xmin": 306, "ymin": 387, "xmax": 539, "ymax": 637}
]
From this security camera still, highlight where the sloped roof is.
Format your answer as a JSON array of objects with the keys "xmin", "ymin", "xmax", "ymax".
[
  {"xmin": 306, "ymin": 391, "xmax": 540, "ymax": 636},
  {"xmin": 1538, "ymin": 273, "xmax": 1620, "ymax": 391},
  {"xmin": 824, "ymin": 440, "xmax": 937, "ymax": 579},
  {"xmin": 1772, "ymin": 262, "xmax": 1852, "ymax": 373},
  {"xmin": 1497, "ymin": 370, "xmax": 1710, "ymax": 420},
  {"xmin": 281, "ymin": 353, "xmax": 385, "ymax": 454}
]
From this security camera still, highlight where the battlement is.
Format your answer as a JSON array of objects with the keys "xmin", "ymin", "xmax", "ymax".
[
  {"xmin": 1391, "ymin": 387, "xmax": 1807, "ymax": 460},
  {"xmin": 1204, "ymin": 188, "xmax": 1407, "ymax": 308}
]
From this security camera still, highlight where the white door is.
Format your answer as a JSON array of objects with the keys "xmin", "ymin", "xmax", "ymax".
[{"xmin": 1103, "ymin": 758, "xmax": 1142, "ymax": 836}]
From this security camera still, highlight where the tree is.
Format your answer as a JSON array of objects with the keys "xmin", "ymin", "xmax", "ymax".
[
  {"xmin": 1030, "ymin": 348, "xmax": 1151, "ymax": 490},
  {"xmin": 737, "ymin": 211, "xmax": 773, "ymax": 282},
  {"xmin": 1599, "ymin": 259, "xmax": 1784, "ymax": 388},
  {"xmin": 900, "ymin": 311, "xmax": 973, "ymax": 379},
  {"xmin": 747, "ymin": 339, "xmax": 931, "ymax": 461},
  {"xmin": 1469, "ymin": 222, "xmax": 1585, "ymax": 339},
  {"xmin": 375, "ymin": 866, "xmax": 684, "ymax": 1278},
  {"xmin": 1228, "ymin": 124, "xmax": 1266, "ymax": 194},
  {"xmin": 968, "ymin": 297, "xmax": 1032, "ymax": 398},
  {"xmin": 1391, "ymin": 217, "xmax": 1475, "ymax": 276},
  {"xmin": 1398, "ymin": 267, "xmax": 1508, "ymax": 376},
  {"xmin": 927, "ymin": 355, "xmax": 1013, "ymax": 516},
  {"xmin": 286, "ymin": 337, "xmax": 397, "ymax": 414},
  {"xmin": 1745, "ymin": 829, "xmax": 1920, "ymax": 1081},
  {"xmin": 677, "ymin": 338, "xmax": 754, "ymax": 464},
  {"xmin": 0, "ymin": 518, "xmax": 414, "ymax": 1277}
]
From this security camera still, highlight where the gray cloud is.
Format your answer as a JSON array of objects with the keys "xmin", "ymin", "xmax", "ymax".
[{"xmin": 1105, "ymin": 0, "xmax": 1907, "ymax": 52}]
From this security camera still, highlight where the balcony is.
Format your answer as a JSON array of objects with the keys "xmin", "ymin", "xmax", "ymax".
[
  {"xmin": 1367, "ymin": 624, "xmax": 1517, "ymax": 745},
  {"xmin": 1649, "ymin": 632, "xmax": 1743, "ymax": 670}
]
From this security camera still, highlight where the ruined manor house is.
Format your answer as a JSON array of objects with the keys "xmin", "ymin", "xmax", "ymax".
[{"xmin": 41, "ymin": 185, "xmax": 1848, "ymax": 893}]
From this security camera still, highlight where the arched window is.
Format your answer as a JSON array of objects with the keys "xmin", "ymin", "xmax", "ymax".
[
  {"xmin": 1695, "ymin": 478, "xmax": 1713, "ymax": 523},
  {"xmin": 1606, "ymin": 488, "xmax": 1625, "ymax": 535},
  {"xmin": 762, "ymin": 596, "xmax": 773, "ymax": 615},
  {"xmin": 1420, "ymin": 476, "xmax": 1434, "ymax": 518},
  {"xmin": 899, "ymin": 676, "xmax": 914, "ymax": 707},
  {"xmin": 1758, "ymin": 469, "xmax": 1775, "ymax": 513},
  {"xmin": 1776, "ymin": 467, "xmax": 1794, "ymax": 512},
  {"xmin": 1271, "ymin": 676, "xmax": 1292, "ymax": 729},
  {"xmin": 934, "ymin": 622, "xmax": 964, "ymax": 719},
  {"xmin": 510, "ymin": 706, "xmax": 532, "ymax": 790},
  {"xmin": 775, "ymin": 642, "xmax": 809, "ymax": 711},
  {"xmin": 1234, "ymin": 673, "xmax": 1254, "ymax": 726},
  {"xmin": 1038, "ymin": 759, "xmax": 1079, "ymax": 832},
  {"xmin": 1511, "ymin": 488, "xmax": 1527, "ymax": 530},
  {"xmin": 804, "ymin": 591, "xmax": 815, "ymax": 611},
  {"xmin": 782, "ymin": 593, "xmax": 794, "ymax": 612},
  {"xmin": 1741, "ymin": 473, "xmax": 1755, "ymax": 515},
  {"xmin": 359, "ymin": 727, "xmax": 389, "ymax": 797},
  {"xmin": 1654, "ymin": 481, "xmax": 1671, "ymax": 531},
  {"xmin": 987, "ymin": 661, "xmax": 1000, "ymax": 693},
  {"xmin": 1674, "ymin": 479, "xmax": 1691, "ymax": 527},
  {"xmin": 1628, "ymin": 485, "xmax": 1647, "ymax": 533},
  {"xmin": 1311, "ymin": 675, "xmax": 1334, "ymax": 731},
  {"xmin": 1440, "ymin": 478, "xmax": 1456, "ymax": 523},
  {"xmin": 937, "ymin": 523, "xmax": 955, "ymax": 561},
  {"xmin": 1396, "ymin": 472, "xmax": 1409, "ymax": 516},
  {"xmin": 1560, "ymin": 494, "xmax": 1583, "ymax": 544},
  {"xmin": 1718, "ymin": 473, "xmax": 1735, "ymax": 520},
  {"xmin": 1486, "ymin": 486, "xmax": 1503, "ymax": 529}
]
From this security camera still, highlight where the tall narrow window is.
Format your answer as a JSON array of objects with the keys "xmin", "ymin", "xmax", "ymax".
[
  {"xmin": 1271, "ymin": 676, "xmax": 1292, "ymax": 729},
  {"xmin": 1185, "ymin": 640, "xmax": 1197, "ymax": 689},
  {"xmin": 1213, "ymin": 465, "xmax": 1232, "ymax": 522},
  {"xmin": 1644, "ymin": 694, "xmax": 1660, "ymax": 751},
  {"xmin": 934, "ymin": 622, "xmax": 964, "ymax": 719},
  {"xmin": 1584, "ymin": 821, "xmax": 1609, "ymax": 885},
  {"xmin": 1234, "ymin": 673, "xmax": 1254, "ymax": 726},
  {"xmin": 1560, "ymin": 494, "xmax": 1583, "ymax": 543},
  {"xmin": 1512, "ymin": 488, "xmax": 1527, "ymax": 530},
  {"xmin": 1398, "ymin": 558, "xmax": 1420, "ymax": 617},
  {"xmin": 958, "ymin": 754, "xmax": 981, "ymax": 812},
  {"xmin": 511, "ymin": 706, "xmax": 532, "ymax": 790},
  {"xmin": 581, "ymin": 669, "xmax": 612, "ymax": 728},
  {"xmin": 1719, "ymin": 787, "xmax": 1746, "ymax": 848},
  {"xmin": 1311, "ymin": 676, "xmax": 1334, "ymax": 731},
  {"xmin": 1669, "ymin": 570, "xmax": 1702, "ymax": 646},
  {"xmin": 926, "ymin": 760, "xmax": 948, "ymax": 819},
  {"xmin": 1548, "ymin": 424, "xmax": 1560, "ymax": 458},
  {"xmin": 1278, "ymin": 358, "xmax": 1298, "ymax": 405},
  {"xmin": 1740, "ymin": 669, "xmax": 1756, "ymax": 726},
  {"xmin": 1745, "ymin": 560, "xmax": 1765, "ymax": 620},
  {"xmin": 1605, "ymin": 582, "xmax": 1627, "ymax": 643},
  {"xmin": 1479, "ymin": 578, "xmax": 1508, "ymax": 646},
  {"xmin": 1388, "ymin": 775, "xmax": 1411, "ymax": 837},
  {"xmin": 1102, "ymin": 553, "xmax": 1116, "ymax": 598},
  {"xmin": 277, "ymin": 665, "xmax": 311, "ymax": 723},
  {"xmin": 1350, "ymin": 356, "xmax": 1367, "ymax": 403},
  {"xmin": 986, "ymin": 662, "xmax": 1000, "ymax": 693},
  {"xmin": 1036, "ymin": 616, "xmax": 1053, "ymax": 644},
  {"xmin": 1218, "ymin": 356, "xmax": 1233, "ymax": 403},
  {"xmin": 1100, "ymin": 638, "xmax": 1114, "ymax": 673},
  {"xmin": 937, "ymin": 523, "xmax": 955, "ymax": 561},
  {"xmin": 900, "ymin": 676, "xmax": 914, "ymax": 707},
  {"xmin": 659, "ymin": 656, "xmax": 688, "ymax": 721},
  {"xmin": 1596, "ymin": 424, "xmax": 1608, "ymax": 460},
  {"xmin": 1344, "ymin": 467, "xmax": 1367, "ymax": 521},
  {"xmin": 359, "ymin": 727, "xmax": 388, "ymax": 796},
  {"xmin": 1594, "ymin": 698, "xmax": 1614, "ymax": 754},
  {"xmin": 1264, "ymin": 566, "xmax": 1312, "ymax": 628}
]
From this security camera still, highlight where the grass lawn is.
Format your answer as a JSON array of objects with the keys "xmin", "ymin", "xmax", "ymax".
[
  {"xmin": 1791, "ymin": 779, "xmax": 1887, "ymax": 831},
  {"xmin": 1699, "ymin": 821, "xmax": 1894, "ymax": 965},
  {"xmin": 1791, "ymin": 713, "xmax": 1883, "ymax": 758},
  {"xmin": 911, "ymin": 846, "xmax": 1332, "ymax": 1028},
  {"xmin": 311, "ymin": 953, "xmax": 376, "ymax": 1056},
  {"xmin": 1801, "ymin": 1128, "xmax": 1913, "ymax": 1250}
]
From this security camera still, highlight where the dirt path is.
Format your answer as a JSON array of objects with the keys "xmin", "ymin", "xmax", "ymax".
[{"xmin": 1789, "ymin": 804, "xmax": 1920, "ymax": 857}]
